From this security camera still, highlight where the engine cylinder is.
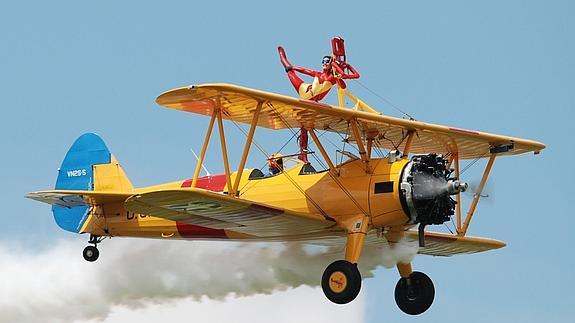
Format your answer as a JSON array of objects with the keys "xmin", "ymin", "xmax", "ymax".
[{"xmin": 399, "ymin": 154, "xmax": 462, "ymax": 226}]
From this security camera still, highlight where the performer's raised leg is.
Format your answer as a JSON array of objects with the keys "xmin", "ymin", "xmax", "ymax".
[
  {"xmin": 278, "ymin": 46, "xmax": 292, "ymax": 71},
  {"xmin": 278, "ymin": 47, "xmax": 304, "ymax": 92}
]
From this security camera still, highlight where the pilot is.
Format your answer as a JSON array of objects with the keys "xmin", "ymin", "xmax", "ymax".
[
  {"xmin": 278, "ymin": 46, "xmax": 360, "ymax": 102},
  {"xmin": 268, "ymin": 153, "xmax": 284, "ymax": 175}
]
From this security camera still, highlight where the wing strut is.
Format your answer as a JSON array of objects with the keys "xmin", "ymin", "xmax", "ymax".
[
  {"xmin": 350, "ymin": 119, "xmax": 371, "ymax": 173},
  {"xmin": 453, "ymin": 151, "xmax": 463, "ymax": 233},
  {"xmin": 191, "ymin": 111, "xmax": 217, "ymax": 187},
  {"xmin": 215, "ymin": 102, "xmax": 233, "ymax": 195},
  {"xmin": 460, "ymin": 154, "xmax": 497, "ymax": 235},
  {"xmin": 231, "ymin": 101, "xmax": 263, "ymax": 196},
  {"xmin": 402, "ymin": 130, "xmax": 416, "ymax": 157},
  {"xmin": 309, "ymin": 128, "xmax": 338, "ymax": 176},
  {"xmin": 191, "ymin": 98, "xmax": 240, "ymax": 196}
]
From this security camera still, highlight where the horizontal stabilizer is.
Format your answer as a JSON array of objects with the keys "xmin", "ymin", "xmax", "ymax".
[{"xmin": 26, "ymin": 190, "xmax": 132, "ymax": 208}]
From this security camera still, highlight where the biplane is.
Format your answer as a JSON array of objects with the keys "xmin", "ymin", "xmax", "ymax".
[{"xmin": 27, "ymin": 43, "xmax": 545, "ymax": 315}]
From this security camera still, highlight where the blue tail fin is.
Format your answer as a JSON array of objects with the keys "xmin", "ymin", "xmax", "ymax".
[{"xmin": 52, "ymin": 133, "xmax": 111, "ymax": 232}]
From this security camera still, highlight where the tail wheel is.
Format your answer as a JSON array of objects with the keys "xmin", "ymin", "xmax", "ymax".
[
  {"xmin": 395, "ymin": 271, "xmax": 435, "ymax": 315},
  {"xmin": 321, "ymin": 260, "xmax": 362, "ymax": 304},
  {"xmin": 83, "ymin": 245, "xmax": 99, "ymax": 262}
]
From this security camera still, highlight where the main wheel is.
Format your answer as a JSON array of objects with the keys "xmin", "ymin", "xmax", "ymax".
[
  {"xmin": 395, "ymin": 271, "xmax": 435, "ymax": 315},
  {"xmin": 83, "ymin": 246, "xmax": 99, "ymax": 262},
  {"xmin": 321, "ymin": 260, "xmax": 362, "ymax": 304}
]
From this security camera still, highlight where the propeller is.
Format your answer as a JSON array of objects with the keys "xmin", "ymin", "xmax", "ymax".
[{"xmin": 464, "ymin": 179, "xmax": 495, "ymax": 202}]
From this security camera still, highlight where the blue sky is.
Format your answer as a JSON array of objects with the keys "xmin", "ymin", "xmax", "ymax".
[{"xmin": 1, "ymin": 0, "xmax": 573, "ymax": 322}]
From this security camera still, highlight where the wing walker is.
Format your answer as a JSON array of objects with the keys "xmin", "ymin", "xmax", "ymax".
[{"xmin": 27, "ymin": 37, "xmax": 545, "ymax": 315}]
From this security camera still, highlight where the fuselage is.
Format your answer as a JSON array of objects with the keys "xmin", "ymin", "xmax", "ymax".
[{"xmin": 85, "ymin": 158, "xmax": 412, "ymax": 241}]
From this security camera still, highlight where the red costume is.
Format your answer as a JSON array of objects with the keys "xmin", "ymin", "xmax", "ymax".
[
  {"xmin": 278, "ymin": 46, "xmax": 360, "ymax": 102},
  {"xmin": 277, "ymin": 38, "xmax": 360, "ymax": 164}
]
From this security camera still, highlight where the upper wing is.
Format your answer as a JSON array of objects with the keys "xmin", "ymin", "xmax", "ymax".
[
  {"xmin": 124, "ymin": 189, "xmax": 338, "ymax": 238},
  {"xmin": 156, "ymin": 83, "xmax": 545, "ymax": 159}
]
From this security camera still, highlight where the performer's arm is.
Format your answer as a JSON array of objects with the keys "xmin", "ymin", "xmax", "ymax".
[
  {"xmin": 292, "ymin": 66, "xmax": 319, "ymax": 77},
  {"xmin": 331, "ymin": 62, "xmax": 345, "ymax": 76},
  {"xmin": 340, "ymin": 64, "xmax": 360, "ymax": 79}
]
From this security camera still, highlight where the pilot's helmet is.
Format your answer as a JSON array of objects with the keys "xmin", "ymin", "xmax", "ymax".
[{"xmin": 268, "ymin": 153, "xmax": 284, "ymax": 169}]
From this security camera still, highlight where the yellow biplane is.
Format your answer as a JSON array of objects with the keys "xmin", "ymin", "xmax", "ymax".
[{"xmin": 27, "ymin": 83, "xmax": 545, "ymax": 315}]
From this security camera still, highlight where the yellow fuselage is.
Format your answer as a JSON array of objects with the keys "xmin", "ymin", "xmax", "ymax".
[{"xmin": 86, "ymin": 158, "xmax": 411, "ymax": 241}]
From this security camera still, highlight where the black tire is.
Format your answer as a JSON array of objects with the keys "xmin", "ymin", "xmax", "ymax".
[
  {"xmin": 395, "ymin": 271, "xmax": 435, "ymax": 315},
  {"xmin": 321, "ymin": 260, "xmax": 362, "ymax": 304},
  {"xmin": 83, "ymin": 246, "xmax": 99, "ymax": 262}
]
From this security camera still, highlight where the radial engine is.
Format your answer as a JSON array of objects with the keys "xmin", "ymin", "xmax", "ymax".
[{"xmin": 399, "ymin": 154, "xmax": 468, "ymax": 245}]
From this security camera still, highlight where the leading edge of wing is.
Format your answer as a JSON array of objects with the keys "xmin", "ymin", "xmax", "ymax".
[{"xmin": 156, "ymin": 83, "xmax": 545, "ymax": 157}]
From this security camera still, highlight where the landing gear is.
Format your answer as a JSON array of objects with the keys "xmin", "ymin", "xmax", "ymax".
[
  {"xmin": 321, "ymin": 216, "xmax": 368, "ymax": 304},
  {"xmin": 83, "ymin": 245, "xmax": 99, "ymax": 262},
  {"xmin": 321, "ymin": 260, "xmax": 362, "ymax": 304},
  {"xmin": 83, "ymin": 234, "xmax": 103, "ymax": 262},
  {"xmin": 395, "ymin": 271, "xmax": 435, "ymax": 315}
]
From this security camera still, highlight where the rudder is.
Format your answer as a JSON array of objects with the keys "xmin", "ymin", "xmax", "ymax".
[
  {"xmin": 52, "ymin": 133, "xmax": 132, "ymax": 233},
  {"xmin": 55, "ymin": 133, "xmax": 111, "ymax": 191}
]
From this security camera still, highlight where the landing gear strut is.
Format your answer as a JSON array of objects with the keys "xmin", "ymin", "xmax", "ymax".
[
  {"xmin": 83, "ymin": 234, "xmax": 103, "ymax": 262},
  {"xmin": 395, "ymin": 271, "xmax": 435, "ymax": 315}
]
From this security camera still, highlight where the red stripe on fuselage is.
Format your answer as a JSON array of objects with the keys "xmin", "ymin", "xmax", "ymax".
[
  {"xmin": 176, "ymin": 222, "xmax": 228, "ymax": 239},
  {"xmin": 181, "ymin": 174, "xmax": 227, "ymax": 191},
  {"xmin": 178, "ymin": 174, "xmax": 228, "ymax": 238}
]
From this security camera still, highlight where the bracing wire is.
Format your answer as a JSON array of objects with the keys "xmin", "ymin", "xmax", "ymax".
[
  {"xmin": 308, "ymin": 144, "xmax": 369, "ymax": 216},
  {"xmin": 280, "ymin": 167, "xmax": 330, "ymax": 219},
  {"xmin": 230, "ymin": 117, "xmax": 301, "ymax": 197},
  {"xmin": 267, "ymin": 102, "xmax": 369, "ymax": 217},
  {"xmin": 460, "ymin": 152, "xmax": 490, "ymax": 175},
  {"xmin": 229, "ymin": 118, "xmax": 269, "ymax": 158},
  {"xmin": 444, "ymin": 222, "xmax": 455, "ymax": 234},
  {"xmin": 264, "ymin": 103, "xmax": 331, "ymax": 218},
  {"xmin": 353, "ymin": 79, "xmax": 416, "ymax": 120}
]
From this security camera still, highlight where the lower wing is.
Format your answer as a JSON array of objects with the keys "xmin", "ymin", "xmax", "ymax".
[{"xmin": 124, "ymin": 189, "xmax": 338, "ymax": 238}]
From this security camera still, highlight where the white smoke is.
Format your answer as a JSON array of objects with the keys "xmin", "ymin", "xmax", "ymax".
[
  {"xmin": 0, "ymin": 237, "xmax": 418, "ymax": 322},
  {"xmin": 378, "ymin": 238, "xmax": 420, "ymax": 269},
  {"xmin": 91, "ymin": 286, "xmax": 366, "ymax": 323}
]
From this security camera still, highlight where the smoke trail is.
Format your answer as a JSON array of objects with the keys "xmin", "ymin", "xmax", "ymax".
[
  {"xmin": 93, "ymin": 286, "xmax": 367, "ymax": 323},
  {"xmin": 378, "ymin": 238, "xmax": 420, "ymax": 268},
  {"xmin": 0, "ymin": 237, "xmax": 418, "ymax": 322}
]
